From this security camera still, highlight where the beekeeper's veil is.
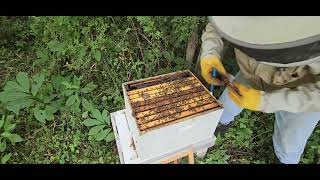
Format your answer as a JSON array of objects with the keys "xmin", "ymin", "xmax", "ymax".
[{"xmin": 209, "ymin": 16, "xmax": 320, "ymax": 66}]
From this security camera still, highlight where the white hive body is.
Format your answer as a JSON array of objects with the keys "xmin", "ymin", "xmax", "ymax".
[{"xmin": 111, "ymin": 70, "xmax": 224, "ymax": 163}]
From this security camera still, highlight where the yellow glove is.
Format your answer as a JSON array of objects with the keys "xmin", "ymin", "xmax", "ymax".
[
  {"xmin": 200, "ymin": 55, "xmax": 227, "ymax": 86},
  {"xmin": 228, "ymin": 81, "xmax": 263, "ymax": 111}
]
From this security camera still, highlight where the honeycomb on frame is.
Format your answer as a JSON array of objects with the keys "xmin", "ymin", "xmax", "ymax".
[{"xmin": 123, "ymin": 70, "xmax": 222, "ymax": 133}]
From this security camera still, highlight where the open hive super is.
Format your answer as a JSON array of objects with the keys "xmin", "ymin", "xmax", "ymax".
[{"xmin": 124, "ymin": 70, "xmax": 222, "ymax": 132}]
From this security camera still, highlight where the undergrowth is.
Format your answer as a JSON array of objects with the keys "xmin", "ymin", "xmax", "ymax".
[{"xmin": 0, "ymin": 16, "xmax": 319, "ymax": 164}]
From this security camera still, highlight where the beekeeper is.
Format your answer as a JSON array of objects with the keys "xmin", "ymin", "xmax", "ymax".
[{"xmin": 198, "ymin": 16, "xmax": 320, "ymax": 164}]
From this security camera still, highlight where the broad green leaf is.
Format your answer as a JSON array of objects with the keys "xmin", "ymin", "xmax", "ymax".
[
  {"xmin": 3, "ymin": 81, "xmax": 25, "ymax": 92},
  {"xmin": 34, "ymin": 57, "xmax": 47, "ymax": 66},
  {"xmin": 71, "ymin": 100, "xmax": 81, "ymax": 113},
  {"xmin": 16, "ymin": 72, "xmax": 30, "ymax": 93},
  {"xmin": 52, "ymin": 75, "xmax": 67, "ymax": 91},
  {"xmin": 2, "ymin": 132, "xmax": 12, "ymax": 140},
  {"xmin": 45, "ymin": 105, "xmax": 58, "ymax": 114},
  {"xmin": 7, "ymin": 133, "xmax": 23, "ymax": 143},
  {"xmin": 82, "ymin": 118, "xmax": 104, "ymax": 127},
  {"xmin": 4, "ymin": 124, "xmax": 15, "ymax": 133},
  {"xmin": 96, "ymin": 129, "xmax": 110, "ymax": 141},
  {"xmin": 72, "ymin": 76, "xmax": 83, "ymax": 87},
  {"xmin": 61, "ymin": 90, "xmax": 75, "ymax": 96},
  {"xmin": 82, "ymin": 111, "xmax": 88, "ymax": 118},
  {"xmin": 51, "ymin": 98, "xmax": 65, "ymax": 109},
  {"xmin": 35, "ymin": 49, "xmax": 49, "ymax": 65},
  {"xmin": 81, "ymin": 82, "xmax": 97, "ymax": 93},
  {"xmin": 0, "ymin": 91, "xmax": 29, "ymax": 103},
  {"xmin": 0, "ymin": 140, "xmax": 6, "ymax": 152},
  {"xmin": 104, "ymin": 116, "xmax": 111, "ymax": 126},
  {"xmin": 105, "ymin": 132, "xmax": 115, "ymax": 143},
  {"xmin": 62, "ymin": 82, "xmax": 72, "ymax": 88},
  {"xmin": 48, "ymin": 40, "xmax": 66, "ymax": 52},
  {"xmin": 102, "ymin": 110, "xmax": 110, "ymax": 126},
  {"xmin": 34, "ymin": 107, "xmax": 46, "ymax": 123},
  {"xmin": 6, "ymin": 115, "xmax": 14, "ymax": 121},
  {"xmin": 82, "ymin": 98, "xmax": 93, "ymax": 111},
  {"xmin": 102, "ymin": 96, "xmax": 108, "ymax": 101},
  {"xmin": 91, "ymin": 109, "xmax": 103, "ymax": 122},
  {"xmin": 240, "ymin": 123, "xmax": 246, "ymax": 129},
  {"xmin": 46, "ymin": 99, "xmax": 64, "ymax": 118},
  {"xmin": 36, "ymin": 50, "xmax": 45, "ymax": 59},
  {"xmin": 44, "ymin": 105, "xmax": 57, "ymax": 121},
  {"xmin": 163, "ymin": 51, "xmax": 170, "ymax": 60},
  {"xmin": 94, "ymin": 49, "xmax": 102, "ymax": 62},
  {"xmin": 0, "ymin": 116, "xmax": 4, "ymax": 128},
  {"xmin": 88, "ymin": 125, "xmax": 106, "ymax": 136},
  {"xmin": 71, "ymin": 92, "xmax": 81, "ymax": 113},
  {"xmin": 66, "ymin": 95, "xmax": 76, "ymax": 106},
  {"xmin": 45, "ymin": 112, "xmax": 54, "ymax": 121},
  {"xmin": 48, "ymin": 40, "xmax": 59, "ymax": 51},
  {"xmin": 59, "ymin": 158, "xmax": 65, "ymax": 164},
  {"xmin": 75, "ymin": 92, "xmax": 80, "ymax": 103},
  {"xmin": 31, "ymin": 73, "xmax": 45, "ymax": 96},
  {"xmin": 1, "ymin": 153, "xmax": 12, "ymax": 164},
  {"xmin": 3, "ymin": 119, "xmax": 16, "ymax": 132},
  {"xmin": 41, "ymin": 86, "xmax": 55, "ymax": 104},
  {"xmin": 6, "ymin": 98, "xmax": 33, "ymax": 115},
  {"xmin": 79, "ymin": 46, "xmax": 87, "ymax": 58}
]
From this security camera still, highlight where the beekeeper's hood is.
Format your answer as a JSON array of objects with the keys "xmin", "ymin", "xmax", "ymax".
[{"xmin": 209, "ymin": 16, "xmax": 320, "ymax": 66}]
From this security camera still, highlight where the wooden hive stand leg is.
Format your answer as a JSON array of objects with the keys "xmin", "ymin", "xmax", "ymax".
[
  {"xmin": 187, "ymin": 151, "xmax": 194, "ymax": 164},
  {"xmin": 160, "ymin": 150, "xmax": 194, "ymax": 164}
]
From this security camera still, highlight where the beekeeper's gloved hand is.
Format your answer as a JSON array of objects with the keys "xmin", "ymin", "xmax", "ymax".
[
  {"xmin": 200, "ymin": 55, "xmax": 227, "ymax": 86},
  {"xmin": 228, "ymin": 81, "xmax": 263, "ymax": 111}
]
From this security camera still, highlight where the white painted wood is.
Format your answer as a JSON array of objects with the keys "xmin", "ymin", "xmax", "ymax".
[
  {"xmin": 113, "ymin": 70, "xmax": 224, "ymax": 163},
  {"xmin": 112, "ymin": 111, "xmax": 138, "ymax": 163},
  {"xmin": 111, "ymin": 109, "xmax": 221, "ymax": 164}
]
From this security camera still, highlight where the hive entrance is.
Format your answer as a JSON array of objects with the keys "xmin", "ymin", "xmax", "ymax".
[{"xmin": 125, "ymin": 70, "xmax": 221, "ymax": 132}]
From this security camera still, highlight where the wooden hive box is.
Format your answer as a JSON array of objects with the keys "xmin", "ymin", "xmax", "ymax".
[{"xmin": 122, "ymin": 70, "xmax": 224, "ymax": 161}]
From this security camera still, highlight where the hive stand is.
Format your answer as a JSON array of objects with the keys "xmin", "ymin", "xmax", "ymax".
[{"xmin": 160, "ymin": 150, "xmax": 194, "ymax": 164}]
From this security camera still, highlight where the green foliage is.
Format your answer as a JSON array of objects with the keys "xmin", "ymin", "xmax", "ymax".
[
  {"xmin": 170, "ymin": 16, "xmax": 206, "ymax": 46},
  {"xmin": 135, "ymin": 16, "xmax": 163, "ymax": 40},
  {"xmin": 301, "ymin": 127, "xmax": 320, "ymax": 164},
  {"xmin": 197, "ymin": 135, "xmax": 230, "ymax": 164},
  {"xmin": 199, "ymin": 110, "xmax": 275, "ymax": 164},
  {"xmin": 224, "ymin": 111, "xmax": 255, "ymax": 150},
  {"xmin": 0, "ymin": 115, "xmax": 23, "ymax": 164},
  {"xmin": 1, "ymin": 16, "xmax": 319, "ymax": 164},
  {"xmin": 0, "ymin": 72, "xmax": 97, "ymax": 123},
  {"xmin": 82, "ymin": 107, "xmax": 114, "ymax": 142},
  {"xmin": 62, "ymin": 76, "xmax": 97, "ymax": 113},
  {"xmin": 21, "ymin": 114, "xmax": 118, "ymax": 164},
  {"xmin": 0, "ymin": 72, "xmax": 33, "ymax": 115}
]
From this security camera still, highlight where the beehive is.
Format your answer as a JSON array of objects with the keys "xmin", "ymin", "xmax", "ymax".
[
  {"xmin": 120, "ymin": 70, "xmax": 224, "ymax": 162},
  {"xmin": 123, "ymin": 70, "xmax": 222, "ymax": 133}
]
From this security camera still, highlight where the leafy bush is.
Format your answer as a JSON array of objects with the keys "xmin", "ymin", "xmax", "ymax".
[
  {"xmin": 0, "ymin": 115, "xmax": 23, "ymax": 164},
  {"xmin": 199, "ymin": 110, "xmax": 275, "ymax": 164},
  {"xmin": 0, "ymin": 16, "xmax": 207, "ymax": 163},
  {"xmin": 0, "ymin": 72, "xmax": 97, "ymax": 123},
  {"xmin": 82, "ymin": 108, "xmax": 114, "ymax": 142}
]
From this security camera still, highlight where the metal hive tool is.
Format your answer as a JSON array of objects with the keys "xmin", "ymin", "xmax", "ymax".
[{"xmin": 124, "ymin": 70, "xmax": 222, "ymax": 132}]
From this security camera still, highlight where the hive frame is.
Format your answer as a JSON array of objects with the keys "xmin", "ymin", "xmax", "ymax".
[{"xmin": 122, "ymin": 69, "xmax": 223, "ymax": 135}]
